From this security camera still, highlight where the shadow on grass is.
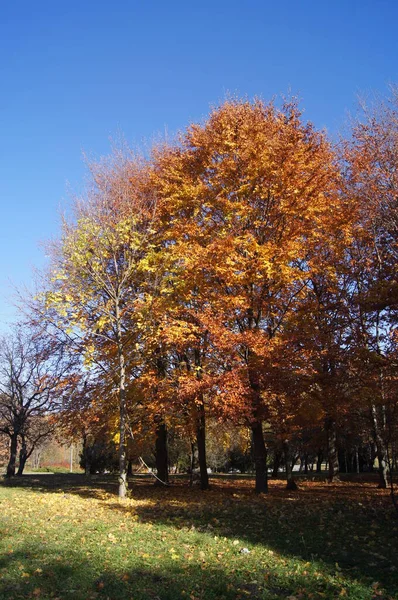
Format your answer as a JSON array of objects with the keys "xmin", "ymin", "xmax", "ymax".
[
  {"xmin": 1, "ymin": 472, "xmax": 118, "ymax": 497},
  {"xmin": 0, "ymin": 543, "xmax": 355, "ymax": 600},
  {"xmin": 2, "ymin": 473, "xmax": 398, "ymax": 597}
]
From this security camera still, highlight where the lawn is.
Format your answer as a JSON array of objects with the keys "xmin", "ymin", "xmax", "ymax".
[{"xmin": 0, "ymin": 474, "xmax": 397, "ymax": 600}]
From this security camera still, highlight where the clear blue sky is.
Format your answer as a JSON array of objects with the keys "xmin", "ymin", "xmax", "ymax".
[{"xmin": 1, "ymin": 0, "xmax": 397, "ymax": 328}]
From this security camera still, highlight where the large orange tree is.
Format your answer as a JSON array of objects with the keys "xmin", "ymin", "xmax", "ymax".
[{"xmin": 152, "ymin": 99, "xmax": 343, "ymax": 492}]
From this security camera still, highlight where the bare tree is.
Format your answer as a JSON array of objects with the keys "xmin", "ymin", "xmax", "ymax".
[{"xmin": 0, "ymin": 324, "xmax": 75, "ymax": 477}]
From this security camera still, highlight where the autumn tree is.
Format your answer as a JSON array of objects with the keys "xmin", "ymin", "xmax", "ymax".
[
  {"xmin": 44, "ymin": 151, "xmax": 157, "ymax": 497},
  {"xmin": 344, "ymin": 89, "xmax": 398, "ymax": 488},
  {"xmin": 152, "ymin": 98, "xmax": 343, "ymax": 492},
  {"xmin": 288, "ymin": 248, "xmax": 357, "ymax": 482}
]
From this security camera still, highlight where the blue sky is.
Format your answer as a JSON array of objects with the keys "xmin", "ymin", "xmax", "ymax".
[{"xmin": 0, "ymin": 0, "xmax": 397, "ymax": 328}]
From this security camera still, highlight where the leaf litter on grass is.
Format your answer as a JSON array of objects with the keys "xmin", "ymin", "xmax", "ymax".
[{"xmin": 0, "ymin": 476, "xmax": 397, "ymax": 599}]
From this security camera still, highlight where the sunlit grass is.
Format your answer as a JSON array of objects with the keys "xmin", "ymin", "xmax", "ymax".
[{"xmin": 0, "ymin": 475, "xmax": 397, "ymax": 599}]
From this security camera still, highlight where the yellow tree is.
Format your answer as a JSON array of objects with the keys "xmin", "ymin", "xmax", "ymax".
[{"xmin": 44, "ymin": 152, "xmax": 156, "ymax": 497}]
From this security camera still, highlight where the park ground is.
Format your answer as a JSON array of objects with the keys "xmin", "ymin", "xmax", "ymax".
[{"xmin": 0, "ymin": 475, "xmax": 397, "ymax": 600}]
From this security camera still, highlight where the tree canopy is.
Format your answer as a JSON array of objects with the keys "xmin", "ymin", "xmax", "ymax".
[{"xmin": 4, "ymin": 94, "xmax": 398, "ymax": 501}]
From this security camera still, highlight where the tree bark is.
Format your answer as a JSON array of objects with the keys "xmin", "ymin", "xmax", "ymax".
[
  {"xmin": 118, "ymin": 385, "xmax": 128, "ymax": 498},
  {"xmin": 326, "ymin": 418, "xmax": 339, "ymax": 482},
  {"xmin": 272, "ymin": 449, "xmax": 282, "ymax": 478},
  {"xmin": 304, "ymin": 454, "xmax": 309, "ymax": 474},
  {"xmin": 370, "ymin": 404, "xmax": 388, "ymax": 488},
  {"xmin": 189, "ymin": 442, "xmax": 195, "ymax": 487},
  {"xmin": 376, "ymin": 446, "xmax": 388, "ymax": 489},
  {"xmin": 82, "ymin": 433, "xmax": 92, "ymax": 476},
  {"xmin": 316, "ymin": 450, "xmax": 323, "ymax": 473},
  {"xmin": 392, "ymin": 444, "xmax": 398, "ymax": 472},
  {"xmin": 354, "ymin": 446, "xmax": 360, "ymax": 474},
  {"xmin": 116, "ymin": 299, "xmax": 128, "ymax": 499},
  {"xmin": 283, "ymin": 441, "xmax": 298, "ymax": 490},
  {"xmin": 251, "ymin": 421, "xmax": 268, "ymax": 493},
  {"xmin": 190, "ymin": 347, "xmax": 209, "ymax": 491},
  {"xmin": 16, "ymin": 436, "xmax": 28, "ymax": 476},
  {"xmin": 196, "ymin": 399, "xmax": 209, "ymax": 490},
  {"xmin": 6, "ymin": 433, "xmax": 18, "ymax": 478},
  {"xmin": 247, "ymin": 355, "xmax": 268, "ymax": 493},
  {"xmin": 85, "ymin": 455, "xmax": 91, "ymax": 476},
  {"xmin": 154, "ymin": 420, "xmax": 169, "ymax": 485}
]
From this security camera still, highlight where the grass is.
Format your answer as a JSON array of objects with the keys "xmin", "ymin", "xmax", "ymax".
[
  {"xmin": 25, "ymin": 467, "xmax": 78, "ymax": 474},
  {"xmin": 0, "ymin": 474, "xmax": 397, "ymax": 600}
]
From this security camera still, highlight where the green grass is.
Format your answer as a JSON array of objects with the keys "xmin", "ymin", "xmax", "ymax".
[
  {"xmin": 25, "ymin": 467, "xmax": 73, "ymax": 474},
  {"xmin": 0, "ymin": 475, "xmax": 397, "ymax": 600}
]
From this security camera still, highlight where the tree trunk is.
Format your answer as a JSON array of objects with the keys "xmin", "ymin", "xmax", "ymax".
[
  {"xmin": 326, "ymin": 418, "xmax": 339, "ymax": 482},
  {"xmin": 283, "ymin": 441, "xmax": 298, "ymax": 490},
  {"xmin": 31, "ymin": 447, "xmax": 42, "ymax": 470},
  {"xmin": 189, "ymin": 442, "xmax": 195, "ymax": 487},
  {"xmin": 153, "ymin": 354, "xmax": 169, "ymax": 486},
  {"xmin": 82, "ymin": 434, "xmax": 92, "ymax": 476},
  {"xmin": 17, "ymin": 436, "xmax": 28, "ymax": 476},
  {"xmin": 291, "ymin": 454, "xmax": 299, "ymax": 472},
  {"xmin": 272, "ymin": 449, "xmax": 282, "ymax": 478},
  {"xmin": 6, "ymin": 433, "xmax": 18, "ymax": 478},
  {"xmin": 393, "ymin": 444, "xmax": 398, "ymax": 472},
  {"xmin": 377, "ymin": 451, "xmax": 388, "ymax": 489},
  {"xmin": 196, "ymin": 399, "xmax": 209, "ymax": 490},
  {"xmin": 251, "ymin": 421, "xmax": 268, "ymax": 493},
  {"xmin": 355, "ymin": 446, "xmax": 360, "ymax": 474},
  {"xmin": 369, "ymin": 443, "xmax": 376, "ymax": 472},
  {"xmin": 155, "ymin": 420, "xmax": 169, "ymax": 485},
  {"xmin": 85, "ymin": 455, "xmax": 91, "ymax": 476},
  {"xmin": 116, "ymin": 299, "xmax": 128, "ymax": 499},
  {"xmin": 118, "ymin": 385, "xmax": 128, "ymax": 498},
  {"xmin": 191, "ymin": 347, "xmax": 209, "ymax": 491},
  {"xmin": 316, "ymin": 450, "xmax": 323, "ymax": 473},
  {"xmin": 370, "ymin": 405, "xmax": 388, "ymax": 488}
]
